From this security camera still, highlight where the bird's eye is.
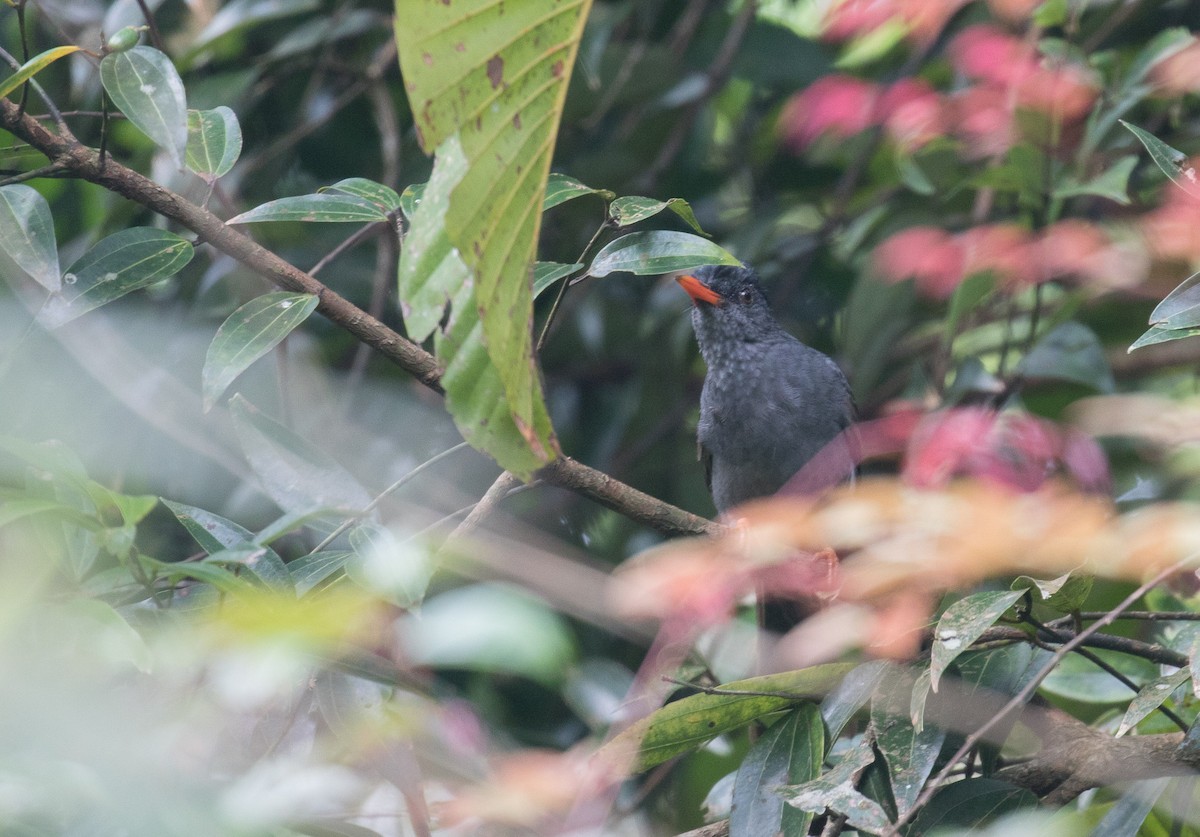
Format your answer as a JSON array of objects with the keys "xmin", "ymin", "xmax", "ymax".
[{"xmin": 737, "ymin": 288, "xmax": 754, "ymax": 304}]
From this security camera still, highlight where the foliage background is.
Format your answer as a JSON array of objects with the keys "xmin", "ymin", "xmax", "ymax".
[{"xmin": 4, "ymin": 0, "xmax": 1200, "ymax": 834}]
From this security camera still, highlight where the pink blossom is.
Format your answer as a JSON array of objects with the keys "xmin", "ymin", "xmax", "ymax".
[
  {"xmin": 778, "ymin": 75, "xmax": 881, "ymax": 150},
  {"xmin": 872, "ymin": 226, "xmax": 966, "ymax": 298}
]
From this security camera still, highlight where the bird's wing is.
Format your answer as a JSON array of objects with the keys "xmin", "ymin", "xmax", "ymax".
[{"xmin": 699, "ymin": 439, "xmax": 713, "ymax": 494}]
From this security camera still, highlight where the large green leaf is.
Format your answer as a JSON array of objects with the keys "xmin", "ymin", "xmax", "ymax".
[
  {"xmin": 39, "ymin": 228, "xmax": 194, "ymax": 327},
  {"xmin": 394, "ymin": 0, "xmax": 593, "ymax": 477},
  {"xmin": 1121, "ymin": 120, "xmax": 1200, "ymax": 198},
  {"xmin": 201, "ymin": 292, "xmax": 318, "ymax": 410},
  {"xmin": 930, "ymin": 589, "xmax": 1025, "ymax": 691},
  {"xmin": 0, "ymin": 184, "xmax": 60, "ymax": 292},
  {"xmin": 229, "ymin": 395, "xmax": 372, "ymax": 516},
  {"xmin": 731, "ymin": 705, "xmax": 824, "ymax": 837},
  {"xmin": 100, "ymin": 46, "xmax": 189, "ymax": 169}
]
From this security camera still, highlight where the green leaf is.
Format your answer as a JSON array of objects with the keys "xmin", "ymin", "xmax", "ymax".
[
  {"xmin": 229, "ymin": 395, "xmax": 372, "ymax": 516},
  {"xmin": 39, "ymin": 228, "xmax": 194, "ymax": 328},
  {"xmin": 609, "ymin": 196, "xmax": 707, "ymax": 234},
  {"xmin": 930, "ymin": 589, "xmax": 1025, "ymax": 691},
  {"xmin": 588, "ymin": 231, "xmax": 741, "ymax": 277},
  {"xmin": 533, "ymin": 261, "xmax": 583, "ymax": 298},
  {"xmin": 185, "ymin": 106, "xmax": 242, "ymax": 178},
  {"xmin": 398, "ymin": 182, "xmax": 425, "ymax": 221},
  {"xmin": 321, "ymin": 178, "xmax": 401, "ymax": 213},
  {"xmin": 780, "ymin": 740, "xmax": 888, "ymax": 832},
  {"xmin": 1129, "ymin": 324, "xmax": 1200, "ymax": 353},
  {"xmin": 872, "ymin": 683, "xmax": 946, "ymax": 818},
  {"xmin": 161, "ymin": 499, "xmax": 254, "ymax": 554},
  {"xmin": 0, "ymin": 498, "xmax": 102, "ymax": 531},
  {"xmin": 821, "ymin": 660, "xmax": 889, "ymax": 740},
  {"xmin": 202, "ymin": 292, "xmax": 319, "ymax": 410},
  {"xmin": 543, "ymin": 172, "xmax": 613, "ymax": 210},
  {"xmin": 394, "ymin": 0, "xmax": 591, "ymax": 477},
  {"xmin": 1121, "ymin": 120, "xmax": 1200, "ymax": 198},
  {"xmin": 1017, "ymin": 320, "xmax": 1115, "ymax": 392},
  {"xmin": 1012, "ymin": 572, "xmax": 1093, "ymax": 613},
  {"xmin": 398, "ymin": 136, "xmax": 555, "ymax": 478},
  {"xmin": 402, "ymin": 584, "xmax": 577, "ymax": 687},
  {"xmin": 1041, "ymin": 649, "xmax": 1159, "ymax": 705},
  {"xmin": 100, "ymin": 46, "xmax": 189, "ymax": 169},
  {"xmin": 1116, "ymin": 668, "xmax": 1189, "ymax": 737},
  {"xmin": 1052, "ymin": 155, "xmax": 1137, "ymax": 205},
  {"xmin": 731, "ymin": 705, "xmax": 823, "ymax": 837},
  {"xmin": 0, "ymin": 184, "xmax": 60, "ymax": 291},
  {"xmin": 144, "ymin": 555, "xmax": 259, "ymax": 596},
  {"xmin": 227, "ymin": 193, "xmax": 389, "ymax": 224},
  {"xmin": 896, "ymin": 153, "xmax": 935, "ymax": 196},
  {"xmin": 289, "ymin": 550, "xmax": 353, "ymax": 596},
  {"xmin": 1149, "ymin": 270, "xmax": 1200, "ymax": 328},
  {"xmin": 0, "ymin": 45, "xmax": 82, "ymax": 99},
  {"xmin": 907, "ymin": 778, "xmax": 1037, "ymax": 833},
  {"xmin": 603, "ymin": 664, "xmax": 854, "ymax": 773},
  {"xmin": 204, "ymin": 544, "xmax": 294, "ymax": 592},
  {"xmin": 945, "ymin": 271, "xmax": 995, "ymax": 341}
]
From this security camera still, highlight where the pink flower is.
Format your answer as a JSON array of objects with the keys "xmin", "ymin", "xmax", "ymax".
[
  {"xmin": 960, "ymin": 223, "xmax": 1039, "ymax": 288},
  {"xmin": 1150, "ymin": 39, "xmax": 1200, "ymax": 95},
  {"xmin": 950, "ymin": 25, "xmax": 1033, "ymax": 86},
  {"xmin": 951, "ymin": 85, "xmax": 1017, "ymax": 157},
  {"xmin": 778, "ymin": 75, "xmax": 881, "ymax": 150},
  {"xmin": 879, "ymin": 78, "xmax": 946, "ymax": 150},
  {"xmin": 873, "ymin": 227, "xmax": 966, "ymax": 298}
]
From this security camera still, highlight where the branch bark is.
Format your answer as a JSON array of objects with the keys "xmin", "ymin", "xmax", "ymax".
[{"xmin": 0, "ymin": 97, "xmax": 717, "ymax": 538}]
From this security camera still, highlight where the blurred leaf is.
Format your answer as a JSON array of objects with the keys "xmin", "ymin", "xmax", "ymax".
[
  {"xmin": 402, "ymin": 584, "xmax": 577, "ymax": 687},
  {"xmin": 321, "ymin": 178, "xmax": 401, "ymax": 213},
  {"xmin": 1091, "ymin": 778, "xmax": 1170, "ymax": 837},
  {"xmin": 533, "ymin": 261, "xmax": 584, "ymax": 298},
  {"xmin": 0, "ymin": 184, "xmax": 60, "ymax": 292},
  {"xmin": 1052, "ymin": 156, "xmax": 1136, "ymax": 205},
  {"xmin": 1033, "ymin": 0, "xmax": 1068, "ymax": 27},
  {"xmin": 289, "ymin": 550, "xmax": 353, "ymax": 596},
  {"xmin": 908, "ymin": 778, "xmax": 1037, "ymax": 833},
  {"xmin": 834, "ymin": 17, "xmax": 906, "ymax": 68},
  {"xmin": 162, "ymin": 499, "xmax": 254, "ymax": 554},
  {"xmin": 730, "ymin": 704, "xmax": 823, "ymax": 837},
  {"xmin": 543, "ymin": 172, "xmax": 613, "ymax": 210},
  {"xmin": 39, "ymin": 229, "xmax": 194, "ymax": 328},
  {"xmin": 896, "ymin": 153, "xmax": 935, "ymax": 196},
  {"xmin": 268, "ymin": 9, "xmax": 383, "ymax": 61},
  {"xmin": 204, "ymin": 544, "xmax": 293, "ymax": 592},
  {"xmin": 100, "ymin": 46, "xmax": 188, "ymax": 169},
  {"xmin": 346, "ymin": 523, "xmax": 432, "ymax": 609},
  {"xmin": 779, "ymin": 739, "xmax": 888, "ymax": 832},
  {"xmin": 0, "ymin": 498, "xmax": 101, "ymax": 531},
  {"xmin": 609, "ymin": 196, "xmax": 707, "ymax": 235},
  {"xmin": 191, "ymin": 0, "xmax": 321, "ymax": 53},
  {"xmin": 946, "ymin": 272, "xmax": 995, "ymax": 341},
  {"xmin": 588, "ymin": 231, "xmax": 740, "ymax": 277},
  {"xmin": 227, "ymin": 194, "xmax": 388, "ymax": 224},
  {"xmin": 60, "ymin": 599, "xmax": 152, "ymax": 672},
  {"xmin": 1018, "ymin": 321, "xmax": 1115, "ymax": 392},
  {"xmin": 1189, "ymin": 630, "xmax": 1200, "ymax": 698},
  {"xmin": 1129, "ymin": 324, "xmax": 1200, "ymax": 352},
  {"xmin": 931, "ymin": 590, "xmax": 1025, "ymax": 691},
  {"xmin": 1041, "ymin": 650, "xmax": 1159, "ymax": 705},
  {"xmin": 604, "ymin": 664, "xmax": 854, "ymax": 772},
  {"xmin": 229, "ymin": 395, "xmax": 372, "ymax": 516},
  {"xmin": 202, "ymin": 292, "xmax": 319, "ymax": 410},
  {"xmin": 394, "ymin": 0, "xmax": 590, "ymax": 478},
  {"xmin": 0, "ymin": 45, "xmax": 81, "ymax": 99},
  {"xmin": 1121, "ymin": 120, "xmax": 1200, "ymax": 198},
  {"xmin": 291, "ymin": 818, "xmax": 385, "ymax": 837},
  {"xmin": 145, "ymin": 555, "xmax": 259, "ymax": 596},
  {"xmin": 1116, "ymin": 668, "xmax": 1189, "ymax": 737},
  {"xmin": 185, "ymin": 107, "xmax": 242, "ymax": 178}
]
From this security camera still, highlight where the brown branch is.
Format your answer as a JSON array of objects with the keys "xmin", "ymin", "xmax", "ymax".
[{"xmin": 0, "ymin": 97, "xmax": 718, "ymax": 539}]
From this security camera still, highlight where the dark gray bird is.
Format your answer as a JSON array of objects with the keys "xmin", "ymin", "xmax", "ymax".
[{"xmin": 678, "ymin": 264, "xmax": 856, "ymax": 513}]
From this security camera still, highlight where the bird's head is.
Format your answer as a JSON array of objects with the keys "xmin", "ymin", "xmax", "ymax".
[{"xmin": 676, "ymin": 264, "xmax": 780, "ymax": 346}]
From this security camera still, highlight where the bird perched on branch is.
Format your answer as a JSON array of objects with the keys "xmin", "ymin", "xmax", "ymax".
[{"xmin": 677, "ymin": 264, "xmax": 856, "ymax": 514}]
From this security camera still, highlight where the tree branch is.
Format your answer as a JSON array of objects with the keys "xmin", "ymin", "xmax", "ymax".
[{"xmin": 0, "ymin": 97, "xmax": 717, "ymax": 538}]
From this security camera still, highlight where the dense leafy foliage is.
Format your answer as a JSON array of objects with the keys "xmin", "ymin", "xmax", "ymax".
[{"xmin": 4, "ymin": 0, "xmax": 1200, "ymax": 834}]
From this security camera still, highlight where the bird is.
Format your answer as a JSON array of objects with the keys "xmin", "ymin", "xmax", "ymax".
[{"xmin": 677, "ymin": 264, "xmax": 856, "ymax": 514}]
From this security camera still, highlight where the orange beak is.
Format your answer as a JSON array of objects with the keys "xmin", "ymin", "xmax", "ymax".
[{"xmin": 676, "ymin": 274, "xmax": 722, "ymax": 306}]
